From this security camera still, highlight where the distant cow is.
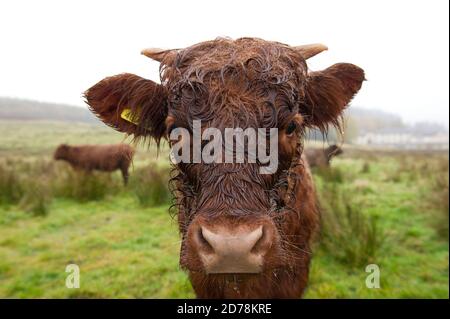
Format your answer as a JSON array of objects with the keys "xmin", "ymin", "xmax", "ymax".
[
  {"xmin": 54, "ymin": 144, "xmax": 134, "ymax": 184},
  {"xmin": 305, "ymin": 145, "xmax": 343, "ymax": 168}
]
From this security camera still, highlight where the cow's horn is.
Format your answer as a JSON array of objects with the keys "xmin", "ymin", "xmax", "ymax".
[
  {"xmin": 141, "ymin": 48, "xmax": 177, "ymax": 63},
  {"xmin": 294, "ymin": 43, "xmax": 328, "ymax": 59}
]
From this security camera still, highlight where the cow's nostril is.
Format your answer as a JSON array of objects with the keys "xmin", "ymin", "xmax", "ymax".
[
  {"xmin": 196, "ymin": 228, "xmax": 214, "ymax": 252},
  {"xmin": 251, "ymin": 226, "xmax": 271, "ymax": 254}
]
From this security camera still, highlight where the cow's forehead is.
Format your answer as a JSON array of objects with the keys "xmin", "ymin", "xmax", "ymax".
[
  {"xmin": 161, "ymin": 38, "xmax": 308, "ymax": 126},
  {"xmin": 181, "ymin": 38, "xmax": 293, "ymax": 60},
  {"xmin": 163, "ymin": 38, "xmax": 308, "ymax": 81}
]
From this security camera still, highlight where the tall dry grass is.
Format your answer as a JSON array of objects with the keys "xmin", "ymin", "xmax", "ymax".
[
  {"xmin": 0, "ymin": 159, "xmax": 123, "ymax": 214},
  {"xmin": 425, "ymin": 158, "xmax": 449, "ymax": 240},
  {"xmin": 19, "ymin": 179, "xmax": 52, "ymax": 216},
  {"xmin": 317, "ymin": 170, "xmax": 384, "ymax": 268},
  {"xmin": 0, "ymin": 160, "xmax": 53, "ymax": 215},
  {"xmin": 51, "ymin": 166, "xmax": 120, "ymax": 202},
  {"xmin": 1, "ymin": 158, "xmax": 174, "ymax": 212},
  {"xmin": 0, "ymin": 163, "xmax": 24, "ymax": 205},
  {"xmin": 130, "ymin": 165, "xmax": 171, "ymax": 207}
]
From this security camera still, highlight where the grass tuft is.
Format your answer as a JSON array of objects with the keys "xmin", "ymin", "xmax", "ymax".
[
  {"xmin": 318, "ymin": 181, "xmax": 385, "ymax": 268},
  {"xmin": 131, "ymin": 165, "xmax": 171, "ymax": 207},
  {"xmin": 19, "ymin": 179, "xmax": 51, "ymax": 216},
  {"xmin": 0, "ymin": 163, "xmax": 24, "ymax": 205},
  {"xmin": 52, "ymin": 166, "xmax": 120, "ymax": 202}
]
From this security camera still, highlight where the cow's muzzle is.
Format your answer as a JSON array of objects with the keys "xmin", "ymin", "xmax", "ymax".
[{"xmin": 186, "ymin": 216, "xmax": 277, "ymax": 274}]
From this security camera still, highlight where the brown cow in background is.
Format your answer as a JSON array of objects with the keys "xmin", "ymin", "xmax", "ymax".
[
  {"xmin": 305, "ymin": 144, "xmax": 343, "ymax": 168},
  {"xmin": 84, "ymin": 37, "xmax": 364, "ymax": 298},
  {"xmin": 54, "ymin": 144, "xmax": 134, "ymax": 185}
]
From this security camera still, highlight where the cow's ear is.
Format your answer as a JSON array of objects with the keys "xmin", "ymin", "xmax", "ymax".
[
  {"xmin": 84, "ymin": 73, "xmax": 168, "ymax": 143},
  {"xmin": 301, "ymin": 63, "xmax": 365, "ymax": 131}
]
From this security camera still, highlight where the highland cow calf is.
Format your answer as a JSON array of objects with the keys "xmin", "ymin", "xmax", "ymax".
[
  {"xmin": 84, "ymin": 37, "xmax": 364, "ymax": 298},
  {"xmin": 305, "ymin": 145, "xmax": 343, "ymax": 168},
  {"xmin": 54, "ymin": 144, "xmax": 134, "ymax": 185}
]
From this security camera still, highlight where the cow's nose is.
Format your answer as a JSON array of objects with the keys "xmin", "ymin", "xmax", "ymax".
[{"xmin": 193, "ymin": 222, "xmax": 275, "ymax": 274}]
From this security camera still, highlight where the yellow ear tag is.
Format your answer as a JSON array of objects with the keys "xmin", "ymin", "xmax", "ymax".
[{"xmin": 120, "ymin": 108, "xmax": 140, "ymax": 125}]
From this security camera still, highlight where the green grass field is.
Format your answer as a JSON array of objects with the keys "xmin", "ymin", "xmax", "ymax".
[{"xmin": 0, "ymin": 120, "xmax": 448, "ymax": 298}]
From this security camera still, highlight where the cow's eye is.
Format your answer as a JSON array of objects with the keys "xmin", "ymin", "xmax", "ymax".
[{"xmin": 285, "ymin": 121, "xmax": 297, "ymax": 135}]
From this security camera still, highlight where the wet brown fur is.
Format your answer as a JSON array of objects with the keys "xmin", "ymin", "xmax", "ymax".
[
  {"xmin": 84, "ymin": 37, "xmax": 365, "ymax": 298},
  {"xmin": 54, "ymin": 144, "xmax": 134, "ymax": 185}
]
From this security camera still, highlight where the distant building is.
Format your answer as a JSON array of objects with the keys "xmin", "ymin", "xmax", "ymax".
[{"xmin": 355, "ymin": 127, "xmax": 449, "ymax": 150}]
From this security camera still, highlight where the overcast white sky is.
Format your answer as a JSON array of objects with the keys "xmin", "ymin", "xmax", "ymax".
[{"xmin": 0, "ymin": 0, "xmax": 448, "ymax": 126}]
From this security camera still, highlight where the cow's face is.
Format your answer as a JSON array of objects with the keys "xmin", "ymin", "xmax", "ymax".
[
  {"xmin": 85, "ymin": 38, "xmax": 364, "ymax": 295},
  {"xmin": 54, "ymin": 144, "xmax": 70, "ymax": 160}
]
